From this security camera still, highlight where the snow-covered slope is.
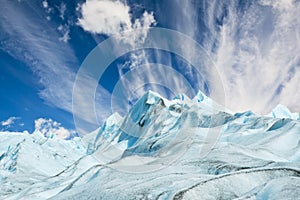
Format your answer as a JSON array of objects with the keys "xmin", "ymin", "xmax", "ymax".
[
  {"xmin": 0, "ymin": 130, "xmax": 86, "ymax": 198},
  {"xmin": 1, "ymin": 91, "xmax": 300, "ymax": 200}
]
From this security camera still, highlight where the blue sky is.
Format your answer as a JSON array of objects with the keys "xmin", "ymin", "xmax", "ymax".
[
  {"xmin": 0, "ymin": 0, "xmax": 90, "ymax": 133},
  {"xmin": 1, "ymin": 0, "xmax": 299, "ymax": 137}
]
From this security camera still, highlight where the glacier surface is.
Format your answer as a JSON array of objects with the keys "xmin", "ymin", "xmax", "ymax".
[{"xmin": 0, "ymin": 91, "xmax": 300, "ymax": 200}]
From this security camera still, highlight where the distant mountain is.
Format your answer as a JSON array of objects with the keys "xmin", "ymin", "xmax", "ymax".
[{"xmin": 1, "ymin": 91, "xmax": 300, "ymax": 199}]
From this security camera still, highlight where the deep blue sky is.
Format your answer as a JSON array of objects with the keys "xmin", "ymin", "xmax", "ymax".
[
  {"xmin": 1, "ymin": 0, "xmax": 299, "ymax": 135},
  {"xmin": 0, "ymin": 0, "xmax": 95, "ymax": 132},
  {"xmin": 0, "ymin": 0, "xmax": 203, "ymax": 133}
]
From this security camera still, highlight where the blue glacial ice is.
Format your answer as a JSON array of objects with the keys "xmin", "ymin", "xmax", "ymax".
[{"xmin": 0, "ymin": 91, "xmax": 300, "ymax": 200}]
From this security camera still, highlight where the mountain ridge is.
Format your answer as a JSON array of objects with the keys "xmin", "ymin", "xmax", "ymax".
[{"xmin": 0, "ymin": 90, "xmax": 300, "ymax": 199}]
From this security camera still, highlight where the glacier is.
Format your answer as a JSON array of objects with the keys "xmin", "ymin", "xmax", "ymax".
[{"xmin": 0, "ymin": 91, "xmax": 300, "ymax": 200}]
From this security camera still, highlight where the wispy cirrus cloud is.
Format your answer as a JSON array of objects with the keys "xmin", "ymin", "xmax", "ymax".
[
  {"xmin": 117, "ymin": 0, "xmax": 300, "ymax": 115},
  {"xmin": 0, "ymin": 0, "xmax": 111, "ymax": 133},
  {"xmin": 203, "ymin": 0, "xmax": 300, "ymax": 113},
  {"xmin": 0, "ymin": 0, "xmax": 76, "ymax": 112},
  {"xmin": 76, "ymin": 0, "xmax": 158, "ymax": 129},
  {"xmin": 78, "ymin": 0, "xmax": 300, "ymax": 117}
]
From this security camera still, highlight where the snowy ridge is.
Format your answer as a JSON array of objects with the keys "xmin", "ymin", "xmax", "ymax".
[
  {"xmin": 1, "ymin": 91, "xmax": 300, "ymax": 199},
  {"xmin": 0, "ymin": 131, "xmax": 85, "ymax": 197}
]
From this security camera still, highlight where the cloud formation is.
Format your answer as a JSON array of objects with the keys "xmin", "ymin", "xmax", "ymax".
[
  {"xmin": 166, "ymin": 0, "xmax": 300, "ymax": 114},
  {"xmin": 78, "ymin": 0, "xmax": 155, "ymax": 45},
  {"xmin": 113, "ymin": 0, "xmax": 300, "ymax": 115},
  {"xmin": 78, "ymin": 0, "xmax": 131, "ymax": 35},
  {"xmin": 76, "ymin": 0, "xmax": 157, "ymax": 131},
  {"xmin": 42, "ymin": 0, "xmax": 48, "ymax": 8},
  {"xmin": 34, "ymin": 118, "xmax": 76, "ymax": 139},
  {"xmin": 0, "ymin": 1, "xmax": 76, "ymax": 113},
  {"xmin": 0, "ymin": 0, "xmax": 112, "ymax": 132},
  {"xmin": 1, "ymin": 117, "xmax": 20, "ymax": 127}
]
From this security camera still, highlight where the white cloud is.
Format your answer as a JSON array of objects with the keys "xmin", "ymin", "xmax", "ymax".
[
  {"xmin": 74, "ymin": 0, "xmax": 158, "ymax": 132},
  {"xmin": 57, "ymin": 24, "xmax": 71, "ymax": 43},
  {"xmin": 0, "ymin": 1, "xmax": 153, "ymax": 136},
  {"xmin": 59, "ymin": 28, "xmax": 70, "ymax": 43},
  {"xmin": 42, "ymin": 0, "xmax": 48, "ymax": 8},
  {"xmin": 42, "ymin": 0, "xmax": 52, "ymax": 14},
  {"xmin": 124, "ymin": 11, "xmax": 156, "ymax": 46},
  {"xmin": 0, "ymin": 1, "xmax": 76, "ymax": 113},
  {"xmin": 199, "ymin": 0, "xmax": 300, "ymax": 114},
  {"xmin": 34, "ymin": 118, "xmax": 76, "ymax": 139},
  {"xmin": 59, "ymin": 3, "xmax": 66, "ymax": 20},
  {"xmin": 1, "ymin": 117, "xmax": 20, "ymax": 127},
  {"xmin": 104, "ymin": 0, "xmax": 300, "ymax": 115},
  {"xmin": 0, "ymin": 1, "xmax": 111, "ymax": 134},
  {"xmin": 78, "ymin": 0, "xmax": 131, "ymax": 35},
  {"xmin": 59, "ymin": 30, "xmax": 70, "ymax": 42},
  {"xmin": 77, "ymin": 0, "xmax": 157, "ymax": 113},
  {"xmin": 77, "ymin": 0, "xmax": 155, "ymax": 46},
  {"xmin": 114, "ymin": 57, "xmax": 196, "ymax": 112}
]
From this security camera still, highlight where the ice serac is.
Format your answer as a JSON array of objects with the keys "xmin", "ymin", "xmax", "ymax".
[
  {"xmin": 1, "ymin": 90, "xmax": 300, "ymax": 200},
  {"xmin": 267, "ymin": 104, "xmax": 300, "ymax": 120}
]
